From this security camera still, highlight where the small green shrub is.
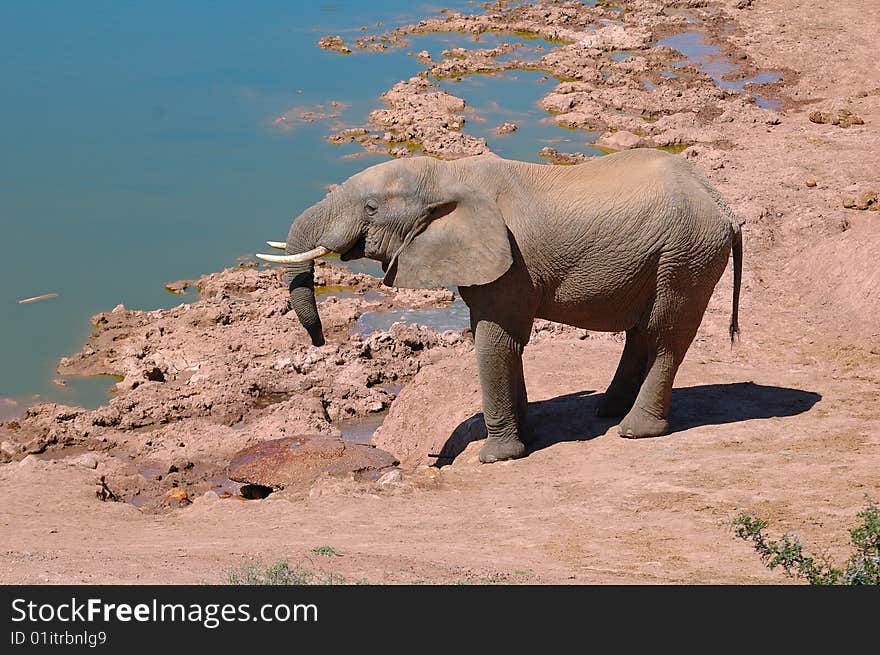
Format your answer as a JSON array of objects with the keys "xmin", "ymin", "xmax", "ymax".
[
  {"xmin": 226, "ymin": 559, "xmax": 346, "ymax": 585},
  {"xmin": 732, "ymin": 497, "xmax": 880, "ymax": 585},
  {"xmin": 310, "ymin": 546, "xmax": 341, "ymax": 558}
]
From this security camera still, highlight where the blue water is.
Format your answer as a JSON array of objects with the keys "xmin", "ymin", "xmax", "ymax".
[
  {"xmin": 0, "ymin": 1, "xmax": 572, "ymax": 413},
  {"xmin": 657, "ymin": 31, "xmax": 781, "ymax": 108},
  {"xmin": 355, "ymin": 298, "xmax": 471, "ymax": 335},
  {"xmin": 438, "ymin": 69, "xmax": 604, "ymax": 161},
  {"xmin": 0, "ymin": 1, "xmax": 477, "ymax": 410}
]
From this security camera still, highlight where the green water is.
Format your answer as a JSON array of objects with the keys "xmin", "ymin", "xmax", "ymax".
[{"xmin": 0, "ymin": 1, "xmax": 588, "ymax": 413}]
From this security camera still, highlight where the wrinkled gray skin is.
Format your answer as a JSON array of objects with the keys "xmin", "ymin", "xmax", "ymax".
[{"xmin": 280, "ymin": 149, "xmax": 742, "ymax": 463}]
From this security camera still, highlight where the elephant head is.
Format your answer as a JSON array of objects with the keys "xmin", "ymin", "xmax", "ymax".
[{"xmin": 257, "ymin": 156, "xmax": 513, "ymax": 346}]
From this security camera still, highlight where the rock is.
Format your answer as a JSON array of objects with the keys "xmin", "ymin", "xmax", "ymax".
[
  {"xmin": 318, "ymin": 36, "xmax": 352, "ymax": 54},
  {"xmin": 809, "ymin": 109, "xmax": 865, "ymax": 128},
  {"xmin": 327, "ymin": 127, "xmax": 370, "ymax": 144},
  {"xmin": 843, "ymin": 191, "xmax": 878, "ymax": 210},
  {"xmin": 805, "ymin": 178, "xmax": 817, "ymax": 188},
  {"xmin": 388, "ymin": 145, "xmax": 412, "ymax": 158},
  {"xmin": 369, "ymin": 77, "xmax": 488, "ymax": 159},
  {"xmin": 164, "ymin": 280, "xmax": 195, "ymax": 295},
  {"xmin": 163, "ymin": 486, "xmax": 191, "ymax": 506},
  {"xmin": 597, "ymin": 130, "xmax": 642, "ymax": 150},
  {"xmin": 496, "ymin": 122, "xmax": 518, "ymax": 135},
  {"xmin": 168, "ymin": 460, "xmax": 194, "ymax": 474},
  {"xmin": 70, "ymin": 453, "xmax": 99, "ymax": 469},
  {"xmin": 377, "ymin": 469, "xmax": 403, "ymax": 486},
  {"xmin": 416, "ymin": 50, "xmax": 432, "ymax": 64},
  {"xmin": 1, "ymin": 441, "xmax": 18, "ymax": 458},
  {"xmin": 18, "ymin": 454, "xmax": 39, "ymax": 468},
  {"xmin": 538, "ymin": 146, "xmax": 591, "ymax": 165},
  {"xmin": 855, "ymin": 191, "xmax": 878, "ymax": 210},
  {"xmin": 227, "ymin": 436, "xmax": 398, "ymax": 490}
]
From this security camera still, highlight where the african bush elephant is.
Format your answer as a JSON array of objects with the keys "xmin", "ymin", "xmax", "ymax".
[{"xmin": 258, "ymin": 149, "xmax": 742, "ymax": 463}]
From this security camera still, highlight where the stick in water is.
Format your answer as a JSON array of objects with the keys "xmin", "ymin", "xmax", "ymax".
[{"xmin": 17, "ymin": 293, "xmax": 59, "ymax": 305}]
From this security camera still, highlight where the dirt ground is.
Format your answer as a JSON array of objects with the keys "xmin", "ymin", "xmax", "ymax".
[{"xmin": 1, "ymin": 0, "xmax": 879, "ymax": 584}]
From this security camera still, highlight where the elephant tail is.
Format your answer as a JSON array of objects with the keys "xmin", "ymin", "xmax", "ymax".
[{"xmin": 730, "ymin": 221, "xmax": 742, "ymax": 344}]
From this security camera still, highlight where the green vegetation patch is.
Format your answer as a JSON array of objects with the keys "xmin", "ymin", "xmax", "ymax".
[
  {"xmin": 732, "ymin": 498, "xmax": 880, "ymax": 585},
  {"xmin": 226, "ymin": 559, "xmax": 347, "ymax": 585},
  {"xmin": 655, "ymin": 142, "xmax": 692, "ymax": 154}
]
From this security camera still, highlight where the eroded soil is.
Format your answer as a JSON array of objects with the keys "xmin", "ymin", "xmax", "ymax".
[{"xmin": 1, "ymin": 0, "xmax": 879, "ymax": 584}]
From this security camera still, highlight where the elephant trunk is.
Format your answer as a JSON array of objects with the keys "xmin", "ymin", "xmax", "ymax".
[{"xmin": 283, "ymin": 203, "xmax": 329, "ymax": 347}]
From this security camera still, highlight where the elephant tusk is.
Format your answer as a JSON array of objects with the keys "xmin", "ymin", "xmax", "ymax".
[
  {"xmin": 255, "ymin": 246, "xmax": 331, "ymax": 264},
  {"xmin": 266, "ymin": 241, "xmax": 287, "ymax": 250}
]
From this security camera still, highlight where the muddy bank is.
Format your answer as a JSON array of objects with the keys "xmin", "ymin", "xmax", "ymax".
[
  {"xmin": 0, "ymin": 261, "xmax": 467, "ymax": 511},
  {"xmin": 324, "ymin": 0, "xmax": 789, "ymax": 162}
]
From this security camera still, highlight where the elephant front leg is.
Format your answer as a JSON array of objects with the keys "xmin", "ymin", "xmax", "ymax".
[{"xmin": 473, "ymin": 319, "xmax": 528, "ymax": 463}]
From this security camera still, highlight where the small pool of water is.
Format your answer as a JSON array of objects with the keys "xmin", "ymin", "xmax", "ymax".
[
  {"xmin": 657, "ymin": 31, "xmax": 781, "ymax": 108},
  {"xmin": 337, "ymin": 411, "xmax": 388, "ymax": 445},
  {"xmin": 354, "ymin": 298, "xmax": 471, "ymax": 335},
  {"xmin": 609, "ymin": 50, "xmax": 640, "ymax": 62},
  {"xmin": 439, "ymin": 69, "xmax": 606, "ymax": 161}
]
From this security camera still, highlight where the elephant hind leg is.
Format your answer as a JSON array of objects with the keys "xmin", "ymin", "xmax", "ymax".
[
  {"xmin": 617, "ymin": 272, "xmax": 715, "ymax": 438},
  {"xmin": 597, "ymin": 328, "xmax": 650, "ymax": 418},
  {"xmin": 617, "ymin": 347, "xmax": 678, "ymax": 438}
]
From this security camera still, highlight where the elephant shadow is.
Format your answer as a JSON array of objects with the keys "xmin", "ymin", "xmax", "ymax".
[{"xmin": 434, "ymin": 382, "xmax": 822, "ymax": 466}]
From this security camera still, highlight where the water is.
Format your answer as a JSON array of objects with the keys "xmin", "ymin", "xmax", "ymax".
[
  {"xmin": 439, "ymin": 69, "xmax": 605, "ymax": 161},
  {"xmin": 0, "ymin": 1, "xmax": 550, "ymax": 410},
  {"xmin": 337, "ymin": 411, "xmax": 388, "ymax": 445},
  {"xmin": 355, "ymin": 299, "xmax": 471, "ymax": 335},
  {"xmin": 657, "ymin": 31, "xmax": 781, "ymax": 108}
]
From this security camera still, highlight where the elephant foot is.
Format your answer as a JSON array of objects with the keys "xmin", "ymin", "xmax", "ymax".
[
  {"xmin": 596, "ymin": 391, "xmax": 637, "ymax": 418},
  {"xmin": 617, "ymin": 407, "xmax": 669, "ymax": 439},
  {"xmin": 479, "ymin": 437, "xmax": 526, "ymax": 463}
]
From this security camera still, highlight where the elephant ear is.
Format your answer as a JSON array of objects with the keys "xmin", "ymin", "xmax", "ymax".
[{"xmin": 383, "ymin": 190, "xmax": 513, "ymax": 289}]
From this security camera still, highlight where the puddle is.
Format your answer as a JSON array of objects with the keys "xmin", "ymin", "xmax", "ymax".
[
  {"xmin": 439, "ymin": 69, "xmax": 607, "ymax": 162},
  {"xmin": 337, "ymin": 411, "xmax": 388, "ymax": 445},
  {"xmin": 656, "ymin": 31, "xmax": 781, "ymax": 108},
  {"xmin": 354, "ymin": 298, "xmax": 471, "ymax": 335},
  {"xmin": 315, "ymin": 284, "xmax": 356, "ymax": 300},
  {"xmin": 38, "ymin": 444, "xmax": 92, "ymax": 461},
  {"xmin": 252, "ymin": 391, "xmax": 294, "ymax": 409},
  {"xmin": 609, "ymin": 50, "xmax": 640, "ymax": 62},
  {"xmin": 128, "ymin": 494, "xmax": 149, "ymax": 508},
  {"xmin": 206, "ymin": 475, "xmax": 244, "ymax": 497}
]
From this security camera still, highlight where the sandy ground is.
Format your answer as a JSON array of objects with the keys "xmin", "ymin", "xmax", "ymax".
[{"xmin": 1, "ymin": 0, "xmax": 879, "ymax": 584}]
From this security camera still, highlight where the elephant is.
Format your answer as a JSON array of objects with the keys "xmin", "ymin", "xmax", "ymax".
[{"xmin": 257, "ymin": 148, "xmax": 742, "ymax": 463}]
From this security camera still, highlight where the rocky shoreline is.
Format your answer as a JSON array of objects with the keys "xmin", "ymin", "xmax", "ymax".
[
  {"xmin": 322, "ymin": 1, "xmax": 792, "ymax": 163},
  {"xmin": 0, "ymin": 261, "xmax": 467, "ymax": 510}
]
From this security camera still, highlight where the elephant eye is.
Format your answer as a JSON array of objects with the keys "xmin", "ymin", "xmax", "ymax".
[{"xmin": 365, "ymin": 199, "xmax": 379, "ymax": 216}]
